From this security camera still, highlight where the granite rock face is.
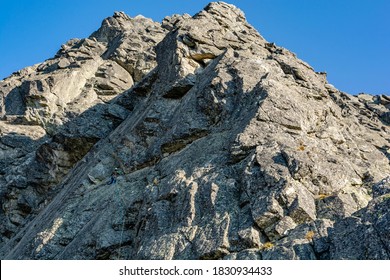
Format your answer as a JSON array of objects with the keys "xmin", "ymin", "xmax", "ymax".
[
  {"xmin": 0, "ymin": 2, "xmax": 389, "ymax": 260},
  {"xmin": 0, "ymin": 13, "xmax": 167, "ymax": 244}
]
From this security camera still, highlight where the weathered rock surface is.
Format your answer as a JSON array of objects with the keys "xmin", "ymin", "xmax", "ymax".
[
  {"xmin": 0, "ymin": 2, "xmax": 389, "ymax": 260},
  {"xmin": 0, "ymin": 12, "xmax": 167, "ymax": 246}
]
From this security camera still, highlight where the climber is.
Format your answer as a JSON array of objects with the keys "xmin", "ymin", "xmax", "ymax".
[{"xmin": 108, "ymin": 168, "xmax": 120, "ymax": 185}]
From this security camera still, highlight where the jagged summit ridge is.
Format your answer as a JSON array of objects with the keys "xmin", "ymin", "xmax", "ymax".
[{"xmin": 0, "ymin": 2, "xmax": 390, "ymax": 260}]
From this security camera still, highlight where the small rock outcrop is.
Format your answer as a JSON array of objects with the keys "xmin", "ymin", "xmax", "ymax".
[{"xmin": 0, "ymin": 2, "xmax": 389, "ymax": 260}]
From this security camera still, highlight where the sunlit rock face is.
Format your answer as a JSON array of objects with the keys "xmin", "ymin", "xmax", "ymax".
[{"xmin": 1, "ymin": 2, "xmax": 389, "ymax": 260}]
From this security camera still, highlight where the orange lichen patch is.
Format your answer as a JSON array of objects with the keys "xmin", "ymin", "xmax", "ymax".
[
  {"xmin": 261, "ymin": 242, "xmax": 274, "ymax": 251},
  {"xmin": 316, "ymin": 194, "xmax": 331, "ymax": 200},
  {"xmin": 297, "ymin": 145, "xmax": 305, "ymax": 151},
  {"xmin": 305, "ymin": 231, "xmax": 315, "ymax": 241}
]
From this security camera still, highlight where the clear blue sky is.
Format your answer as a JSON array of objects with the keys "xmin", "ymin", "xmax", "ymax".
[{"xmin": 0, "ymin": 0, "xmax": 389, "ymax": 95}]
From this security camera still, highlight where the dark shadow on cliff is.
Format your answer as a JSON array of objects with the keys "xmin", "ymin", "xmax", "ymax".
[{"xmin": 0, "ymin": 67, "xmax": 158, "ymax": 255}]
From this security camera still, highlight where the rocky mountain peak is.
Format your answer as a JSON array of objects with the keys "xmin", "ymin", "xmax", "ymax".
[
  {"xmin": 203, "ymin": 2, "xmax": 246, "ymax": 19},
  {"xmin": 1, "ymin": 2, "xmax": 389, "ymax": 260}
]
